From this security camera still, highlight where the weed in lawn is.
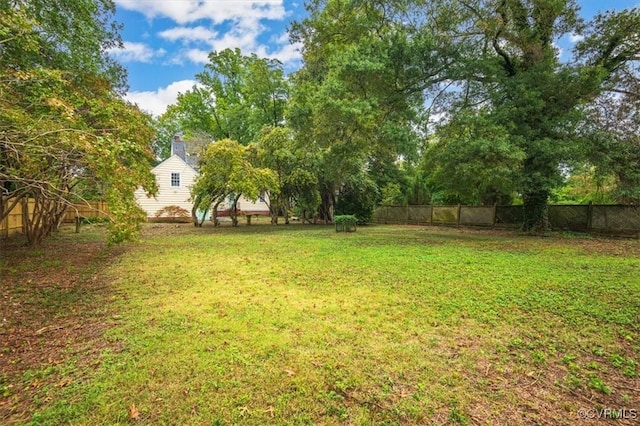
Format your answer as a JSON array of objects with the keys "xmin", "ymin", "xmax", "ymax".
[
  {"xmin": 588, "ymin": 375, "xmax": 611, "ymax": 394},
  {"xmin": 448, "ymin": 406, "xmax": 468, "ymax": 424},
  {"xmin": 609, "ymin": 354, "xmax": 638, "ymax": 378}
]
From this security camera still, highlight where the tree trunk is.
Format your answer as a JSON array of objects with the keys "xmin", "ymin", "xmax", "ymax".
[
  {"xmin": 522, "ymin": 189, "xmax": 550, "ymax": 233},
  {"xmin": 283, "ymin": 199, "xmax": 291, "ymax": 225},
  {"xmin": 23, "ymin": 194, "xmax": 66, "ymax": 246},
  {"xmin": 191, "ymin": 195, "xmax": 202, "ymax": 227},
  {"xmin": 270, "ymin": 198, "xmax": 279, "ymax": 225},
  {"xmin": 230, "ymin": 193, "xmax": 241, "ymax": 227},
  {"xmin": 318, "ymin": 188, "xmax": 335, "ymax": 223},
  {"xmin": 212, "ymin": 201, "xmax": 220, "ymax": 227}
]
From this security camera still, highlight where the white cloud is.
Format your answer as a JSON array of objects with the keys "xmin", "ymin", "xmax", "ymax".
[
  {"xmin": 159, "ymin": 26, "xmax": 218, "ymax": 44},
  {"xmin": 160, "ymin": 24, "xmax": 302, "ymax": 67},
  {"xmin": 184, "ymin": 49, "xmax": 211, "ymax": 64},
  {"xmin": 116, "ymin": 0, "xmax": 296, "ymax": 65},
  {"xmin": 108, "ymin": 41, "xmax": 165, "ymax": 63},
  {"xmin": 125, "ymin": 80, "xmax": 199, "ymax": 117},
  {"xmin": 115, "ymin": 0, "xmax": 286, "ymax": 25},
  {"xmin": 265, "ymin": 40, "xmax": 302, "ymax": 64},
  {"xmin": 569, "ymin": 33, "xmax": 585, "ymax": 43}
]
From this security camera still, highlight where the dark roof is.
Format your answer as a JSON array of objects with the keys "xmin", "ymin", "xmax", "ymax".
[{"xmin": 172, "ymin": 139, "xmax": 198, "ymax": 168}]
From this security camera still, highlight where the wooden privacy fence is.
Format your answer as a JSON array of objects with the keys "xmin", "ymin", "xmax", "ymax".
[
  {"xmin": 0, "ymin": 198, "xmax": 109, "ymax": 238},
  {"xmin": 373, "ymin": 204, "xmax": 640, "ymax": 237}
]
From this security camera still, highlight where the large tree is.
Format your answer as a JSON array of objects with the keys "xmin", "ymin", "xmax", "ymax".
[
  {"xmin": 253, "ymin": 127, "xmax": 320, "ymax": 224},
  {"xmin": 190, "ymin": 139, "xmax": 278, "ymax": 227},
  {"xmin": 422, "ymin": 1, "xmax": 639, "ymax": 229},
  {"xmin": 577, "ymin": 14, "xmax": 640, "ymax": 204},
  {"xmin": 424, "ymin": 111, "xmax": 525, "ymax": 205},
  {"xmin": 0, "ymin": 0, "xmax": 157, "ymax": 245},
  {"xmin": 288, "ymin": 0, "xmax": 449, "ymax": 221},
  {"xmin": 290, "ymin": 1, "xmax": 638, "ymax": 227},
  {"xmin": 156, "ymin": 48, "xmax": 289, "ymax": 154}
]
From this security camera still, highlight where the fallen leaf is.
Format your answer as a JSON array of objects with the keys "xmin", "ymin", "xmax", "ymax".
[
  {"xmin": 129, "ymin": 403, "xmax": 140, "ymax": 421},
  {"xmin": 57, "ymin": 378, "xmax": 73, "ymax": 387}
]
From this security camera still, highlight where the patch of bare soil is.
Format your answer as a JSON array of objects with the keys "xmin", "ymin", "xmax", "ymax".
[{"xmin": 0, "ymin": 228, "xmax": 125, "ymax": 424}]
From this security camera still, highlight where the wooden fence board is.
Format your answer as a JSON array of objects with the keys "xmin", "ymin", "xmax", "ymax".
[{"xmin": 1, "ymin": 198, "xmax": 109, "ymax": 238}]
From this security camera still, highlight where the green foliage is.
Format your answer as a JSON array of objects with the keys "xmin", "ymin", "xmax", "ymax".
[
  {"xmin": 334, "ymin": 214, "xmax": 358, "ymax": 232},
  {"xmin": 550, "ymin": 167, "xmax": 616, "ymax": 204},
  {"xmin": 335, "ymin": 173, "xmax": 379, "ymax": 224},
  {"xmin": 424, "ymin": 112, "xmax": 525, "ymax": 206},
  {"xmin": 333, "ymin": 214, "xmax": 358, "ymax": 232},
  {"xmin": 161, "ymin": 48, "xmax": 289, "ymax": 147},
  {"xmin": 380, "ymin": 183, "xmax": 405, "ymax": 206},
  {"xmin": 254, "ymin": 126, "xmax": 320, "ymax": 223},
  {"xmin": 288, "ymin": 0, "xmax": 437, "ymax": 221},
  {"xmin": 192, "ymin": 138, "xmax": 278, "ymax": 226},
  {"xmin": 0, "ymin": 0, "xmax": 157, "ymax": 245}
]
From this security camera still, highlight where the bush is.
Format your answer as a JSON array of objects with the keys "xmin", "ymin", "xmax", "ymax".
[
  {"xmin": 334, "ymin": 214, "xmax": 357, "ymax": 232},
  {"xmin": 154, "ymin": 205, "xmax": 191, "ymax": 222}
]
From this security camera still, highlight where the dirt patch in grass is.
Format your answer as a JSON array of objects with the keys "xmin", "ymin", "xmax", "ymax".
[{"xmin": 0, "ymin": 226, "xmax": 123, "ymax": 424}]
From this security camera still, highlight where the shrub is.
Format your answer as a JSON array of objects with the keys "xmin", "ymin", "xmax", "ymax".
[
  {"xmin": 156, "ymin": 206, "xmax": 191, "ymax": 219},
  {"xmin": 334, "ymin": 214, "xmax": 357, "ymax": 232}
]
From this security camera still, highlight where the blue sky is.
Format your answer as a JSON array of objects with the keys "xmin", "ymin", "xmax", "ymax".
[{"xmin": 110, "ymin": 0, "xmax": 638, "ymax": 117}]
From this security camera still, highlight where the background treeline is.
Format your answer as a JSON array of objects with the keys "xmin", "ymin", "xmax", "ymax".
[
  {"xmin": 155, "ymin": 0, "xmax": 639, "ymax": 230},
  {"xmin": 2, "ymin": 1, "xmax": 638, "ymax": 245}
]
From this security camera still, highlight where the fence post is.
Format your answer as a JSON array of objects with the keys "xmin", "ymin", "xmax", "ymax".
[
  {"xmin": 1, "ymin": 214, "xmax": 7, "ymax": 239},
  {"xmin": 429, "ymin": 204, "xmax": 433, "ymax": 225},
  {"xmin": 457, "ymin": 204, "xmax": 462, "ymax": 228},
  {"xmin": 492, "ymin": 203, "xmax": 497, "ymax": 229},
  {"xmin": 587, "ymin": 201, "xmax": 593, "ymax": 232},
  {"xmin": 406, "ymin": 205, "xmax": 409, "ymax": 225}
]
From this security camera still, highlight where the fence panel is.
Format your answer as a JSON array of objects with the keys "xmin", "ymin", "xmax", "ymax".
[
  {"xmin": 380, "ymin": 206, "xmax": 407, "ymax": 224},
  {"xmin": 407, "ymin": 205, "xmax": 432, "ymax": 225},
  {"xmin": 61, "ymin": 201, "xmax": 110, "ymax": 223},
  {"xmin": 371, "ymin": 204, "xmax": 637, "ymax": 237},
  {"xmin": 548, "ymin": 205, "xmax": 589, "ymax": 231},
  {"xmin": 591, "ymin": 205, "xmax": 640, "ymax": 234},
  {"xmin": 495, "ymin": 205, "xmax": 523, "ymax": 227},
  {"xmin": 432, "ymin": 206, "xmax": 458, "ymax": 225},
  {"xmin": 2, "ymin": 199, "xmax": 25, "ymax": 237},
  {"xmin": 1, "ymin": 198, "xmax": 109, "ymax": 238},
  {"xmin": 460, "ymin": 206, "xmax": 495, "ymax": 226}
]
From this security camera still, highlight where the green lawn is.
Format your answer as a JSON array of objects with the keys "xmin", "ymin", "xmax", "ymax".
[{"xmin": 5, "ymin": 223, "xmax": 640, "ymax": 425}]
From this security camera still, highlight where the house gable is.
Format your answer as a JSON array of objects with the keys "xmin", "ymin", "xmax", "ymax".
[
  {"xmin": 135, "ymin": 148, "xmax": 271, "ymax": 220},
  {"xmin": 134, "ymin": 155, "xmax": 199, "ymax": 218}
]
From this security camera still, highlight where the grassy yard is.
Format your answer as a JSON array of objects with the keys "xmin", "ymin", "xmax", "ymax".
[{"xmin": 1, "ymin": 223, "xmax": 639, "ymax": 425}]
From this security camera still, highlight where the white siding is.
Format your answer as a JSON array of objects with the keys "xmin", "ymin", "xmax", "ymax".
[
  {"xmin": 135, "ymin": 155, "xmax": 198, "ymax": 218},
  {"xmin": 218, "ymin": 194, "xmax": 270, "ymax": 213}
]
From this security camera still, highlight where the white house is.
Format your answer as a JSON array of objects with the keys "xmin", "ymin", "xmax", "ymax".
[
  {"xmin": 135, "ymin": 137, "xmax": 270, "ymax": 221},
  {"xmin": 134, "ymin": 140, "xmax": 198, "ymax": 219}
]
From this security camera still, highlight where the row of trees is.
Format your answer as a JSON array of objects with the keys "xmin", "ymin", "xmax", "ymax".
[
  {"xmin": 157, "ymin": 0, "xmax": 639, "ymax": 231},
  {"xmin": 1, "ymin": 0, "xmax": 157, "ymax": 245},
  {"xmin": 4, "ymin": 0, "xmax": 635, "ymax": 244}
]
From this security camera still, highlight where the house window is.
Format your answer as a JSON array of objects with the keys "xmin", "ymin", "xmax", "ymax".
[{"xmin": 170, "ymin": 173, "xmax": 180, "ymax": 187}]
